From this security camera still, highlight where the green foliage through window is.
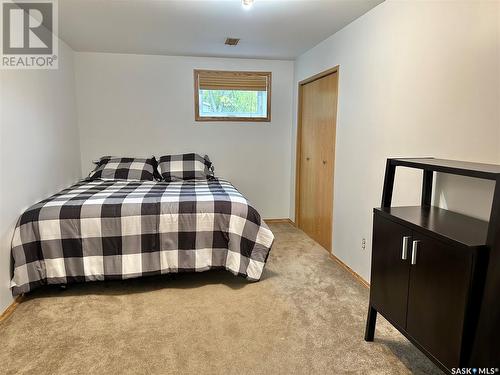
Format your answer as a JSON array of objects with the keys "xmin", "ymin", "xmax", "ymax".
[{"xmin": 199, "ymin": 90, "xmax": 267, "ymax": 118}]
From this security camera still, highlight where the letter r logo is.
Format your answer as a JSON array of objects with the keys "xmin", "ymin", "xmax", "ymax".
[{"xmin": 2, "ymin": 2, "xmax": 53, "ymax": 54}]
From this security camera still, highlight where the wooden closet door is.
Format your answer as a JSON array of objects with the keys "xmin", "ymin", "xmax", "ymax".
[{"xmin": 297, "ymin": 70, "xmax": 338, "ymax": 252}]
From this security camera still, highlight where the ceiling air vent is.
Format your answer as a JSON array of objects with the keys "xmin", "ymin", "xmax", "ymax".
[{"xmin": 225, "ymin": 38, "xmax": 240, "ymax": 46}]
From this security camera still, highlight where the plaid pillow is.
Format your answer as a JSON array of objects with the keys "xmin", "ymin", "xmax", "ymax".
[
  {"xmin": 88, "ymin": 156, "xmax": 157, "ymax": 181},
  {"xmin": 158, "ymin": 153, "xmax": 214, "ymax": 181}
]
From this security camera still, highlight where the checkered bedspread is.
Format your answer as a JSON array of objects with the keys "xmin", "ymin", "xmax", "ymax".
[{"xmin": 11, "ymin": 179, "xmax": 274, "ymax": 295}]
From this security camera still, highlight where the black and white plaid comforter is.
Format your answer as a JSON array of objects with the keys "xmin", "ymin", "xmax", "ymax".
[{"xmin": 11, "ymin": 179, "xmax": 274, "ymax": 295}]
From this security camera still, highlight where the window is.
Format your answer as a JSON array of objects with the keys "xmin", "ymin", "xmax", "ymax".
[{"xmin": 194, "ymin": 70, "xmax": 271, "ymax": 122}]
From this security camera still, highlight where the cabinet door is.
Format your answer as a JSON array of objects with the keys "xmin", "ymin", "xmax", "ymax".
[
  {"xmin": 406, "ymin": 232, "xmax": 472, "ymax": 369},
  {"xmin": 370, "ymin": 214, "xmax": 411, "ymax": 330}
]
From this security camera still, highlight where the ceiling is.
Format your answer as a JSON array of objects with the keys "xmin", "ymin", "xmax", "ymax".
[{"xmin": 59, "ymin": 0, "xmax": 383, "ymax": 60}]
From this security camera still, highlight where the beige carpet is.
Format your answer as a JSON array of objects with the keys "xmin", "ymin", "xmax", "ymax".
[{"xmin": 0, "ymin": 223, "xmax": 442, "ymax": 374}]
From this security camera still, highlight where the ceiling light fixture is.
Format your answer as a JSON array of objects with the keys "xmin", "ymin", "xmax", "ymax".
[{"xmin": 242, "ymin": 0, "xmax": 254, "ymax": 9}]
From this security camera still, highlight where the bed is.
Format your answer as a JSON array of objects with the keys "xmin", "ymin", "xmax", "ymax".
[{"xmin": 10, "ymin": 178, "xmax": 274, "ymax": 295}]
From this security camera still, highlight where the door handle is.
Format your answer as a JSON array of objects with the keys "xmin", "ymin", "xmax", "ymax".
[
  {"xmin": 401, "ymin": 236, "xmax": 410, "ymax": 260},
  {"xmin": 411, "ymin": 240, "xmax": 420, "ymax": 265}
]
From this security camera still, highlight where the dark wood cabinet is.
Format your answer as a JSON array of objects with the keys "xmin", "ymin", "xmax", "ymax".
[
  {"xmin": 371, "ymin": 215, "xmax": 410, "ymax": 330},
  {"xmin": 370, "ymin": 210, "xmax": 485, "ymax": 372},
  {"xmin": 365, "ymin": 158, "xmax": 500, "ymax": 373},
  {"xmin": 406, "ymin": 231, "xmax": 472, "ymax": 370}
]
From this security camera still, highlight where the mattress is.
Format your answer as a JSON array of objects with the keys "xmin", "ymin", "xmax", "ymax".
[{"xmin": 10, "ymin": 178, "xmax": 274, "ymax": 295}]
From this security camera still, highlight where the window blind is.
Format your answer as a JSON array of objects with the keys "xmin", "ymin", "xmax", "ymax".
[{"xmin": 197, "ymin": 70, "xmax": 269, "ymax": 91}]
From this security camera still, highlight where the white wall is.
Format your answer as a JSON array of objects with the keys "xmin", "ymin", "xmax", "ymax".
[
  {"xmin": 75, "ymin": 53, "xmax": 294, "ymax": 219},
  {"xmin": 291, "ymin": 0, "xmax": 500, "ymax": 282},
  {"xmin": 0, "ymin": 40, "xmax": 82, "ymax": 312}
]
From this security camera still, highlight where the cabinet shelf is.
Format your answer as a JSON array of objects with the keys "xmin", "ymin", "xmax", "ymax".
[
  {"xmin": 392, "ymin": 158, "xmax": 500, "ymax": 180},
  {"xmin": 375, "ymin": 206, "xmax": 489, "ymax": 248}
]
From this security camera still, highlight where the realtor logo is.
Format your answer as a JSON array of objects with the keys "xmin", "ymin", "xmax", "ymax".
[{"xmin": 1, "ymin": 0, "xmax": 58, "ymax": 69}]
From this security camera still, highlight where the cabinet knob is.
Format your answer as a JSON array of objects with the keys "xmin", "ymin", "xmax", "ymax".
[
  {"xmin": 306, "ymin": 157, "xmax": 310, "ymax": 161},
  {"xmin": 401, "ymin": 236, "xmax": 410, "ymax": 260},
  {"xmin": 323, "ymin": 160, "xmax": 327, "ymax": 165},
  {"xmin": 411, "ymin": 240, "xmax": 420, "ymax": 265}
]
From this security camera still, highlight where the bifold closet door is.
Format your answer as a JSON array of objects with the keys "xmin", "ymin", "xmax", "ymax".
[{"xmin": 297, "ymin": 70, "xmax": 338, "ymax": 252}]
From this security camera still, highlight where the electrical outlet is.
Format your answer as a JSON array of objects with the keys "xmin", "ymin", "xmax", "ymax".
[{"xmin": 362, "ymin": 238, "xmax": 366, "ymax": 250}]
